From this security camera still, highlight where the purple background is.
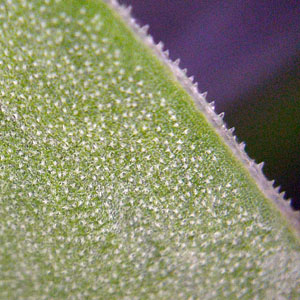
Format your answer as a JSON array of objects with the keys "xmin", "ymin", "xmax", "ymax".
[{"xmin": 119, "ymin": 0, "xmax": 300, "ymax": 208}]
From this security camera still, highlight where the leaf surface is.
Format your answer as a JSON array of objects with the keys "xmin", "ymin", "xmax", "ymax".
[{"xmin": 0, "ymin": 0, "xmax": 299, "ymax": 298}]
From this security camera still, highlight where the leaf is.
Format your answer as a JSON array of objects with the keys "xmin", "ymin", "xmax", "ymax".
[{"xmin": 0, "ymin": 0, "xmax": 299, "ymax": 298}]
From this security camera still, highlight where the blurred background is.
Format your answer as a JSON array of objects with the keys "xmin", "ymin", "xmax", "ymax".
[{"xmin": 119, "ymin": 0, "xmax": 300, "ymax": 209}]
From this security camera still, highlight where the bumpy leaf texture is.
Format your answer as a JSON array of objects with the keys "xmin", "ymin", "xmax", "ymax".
[{"xmin": 0, "ymin": 0, "xmax": 299, "ymax": 299}]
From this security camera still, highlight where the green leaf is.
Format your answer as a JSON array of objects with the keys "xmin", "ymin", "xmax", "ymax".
[{"xmin": 0, "ymin": 0, "xmax": 299, "ymax": 298}]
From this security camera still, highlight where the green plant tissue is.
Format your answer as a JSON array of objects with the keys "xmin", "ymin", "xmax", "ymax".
[{"xmin": 0, "ymin": 0, "xmax": 299, "ymax": 299}]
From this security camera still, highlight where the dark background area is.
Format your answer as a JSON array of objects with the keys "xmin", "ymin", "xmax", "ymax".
[{"xmin": 119, "ymin": 0, "xmax": 300, "ymax": 209}]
